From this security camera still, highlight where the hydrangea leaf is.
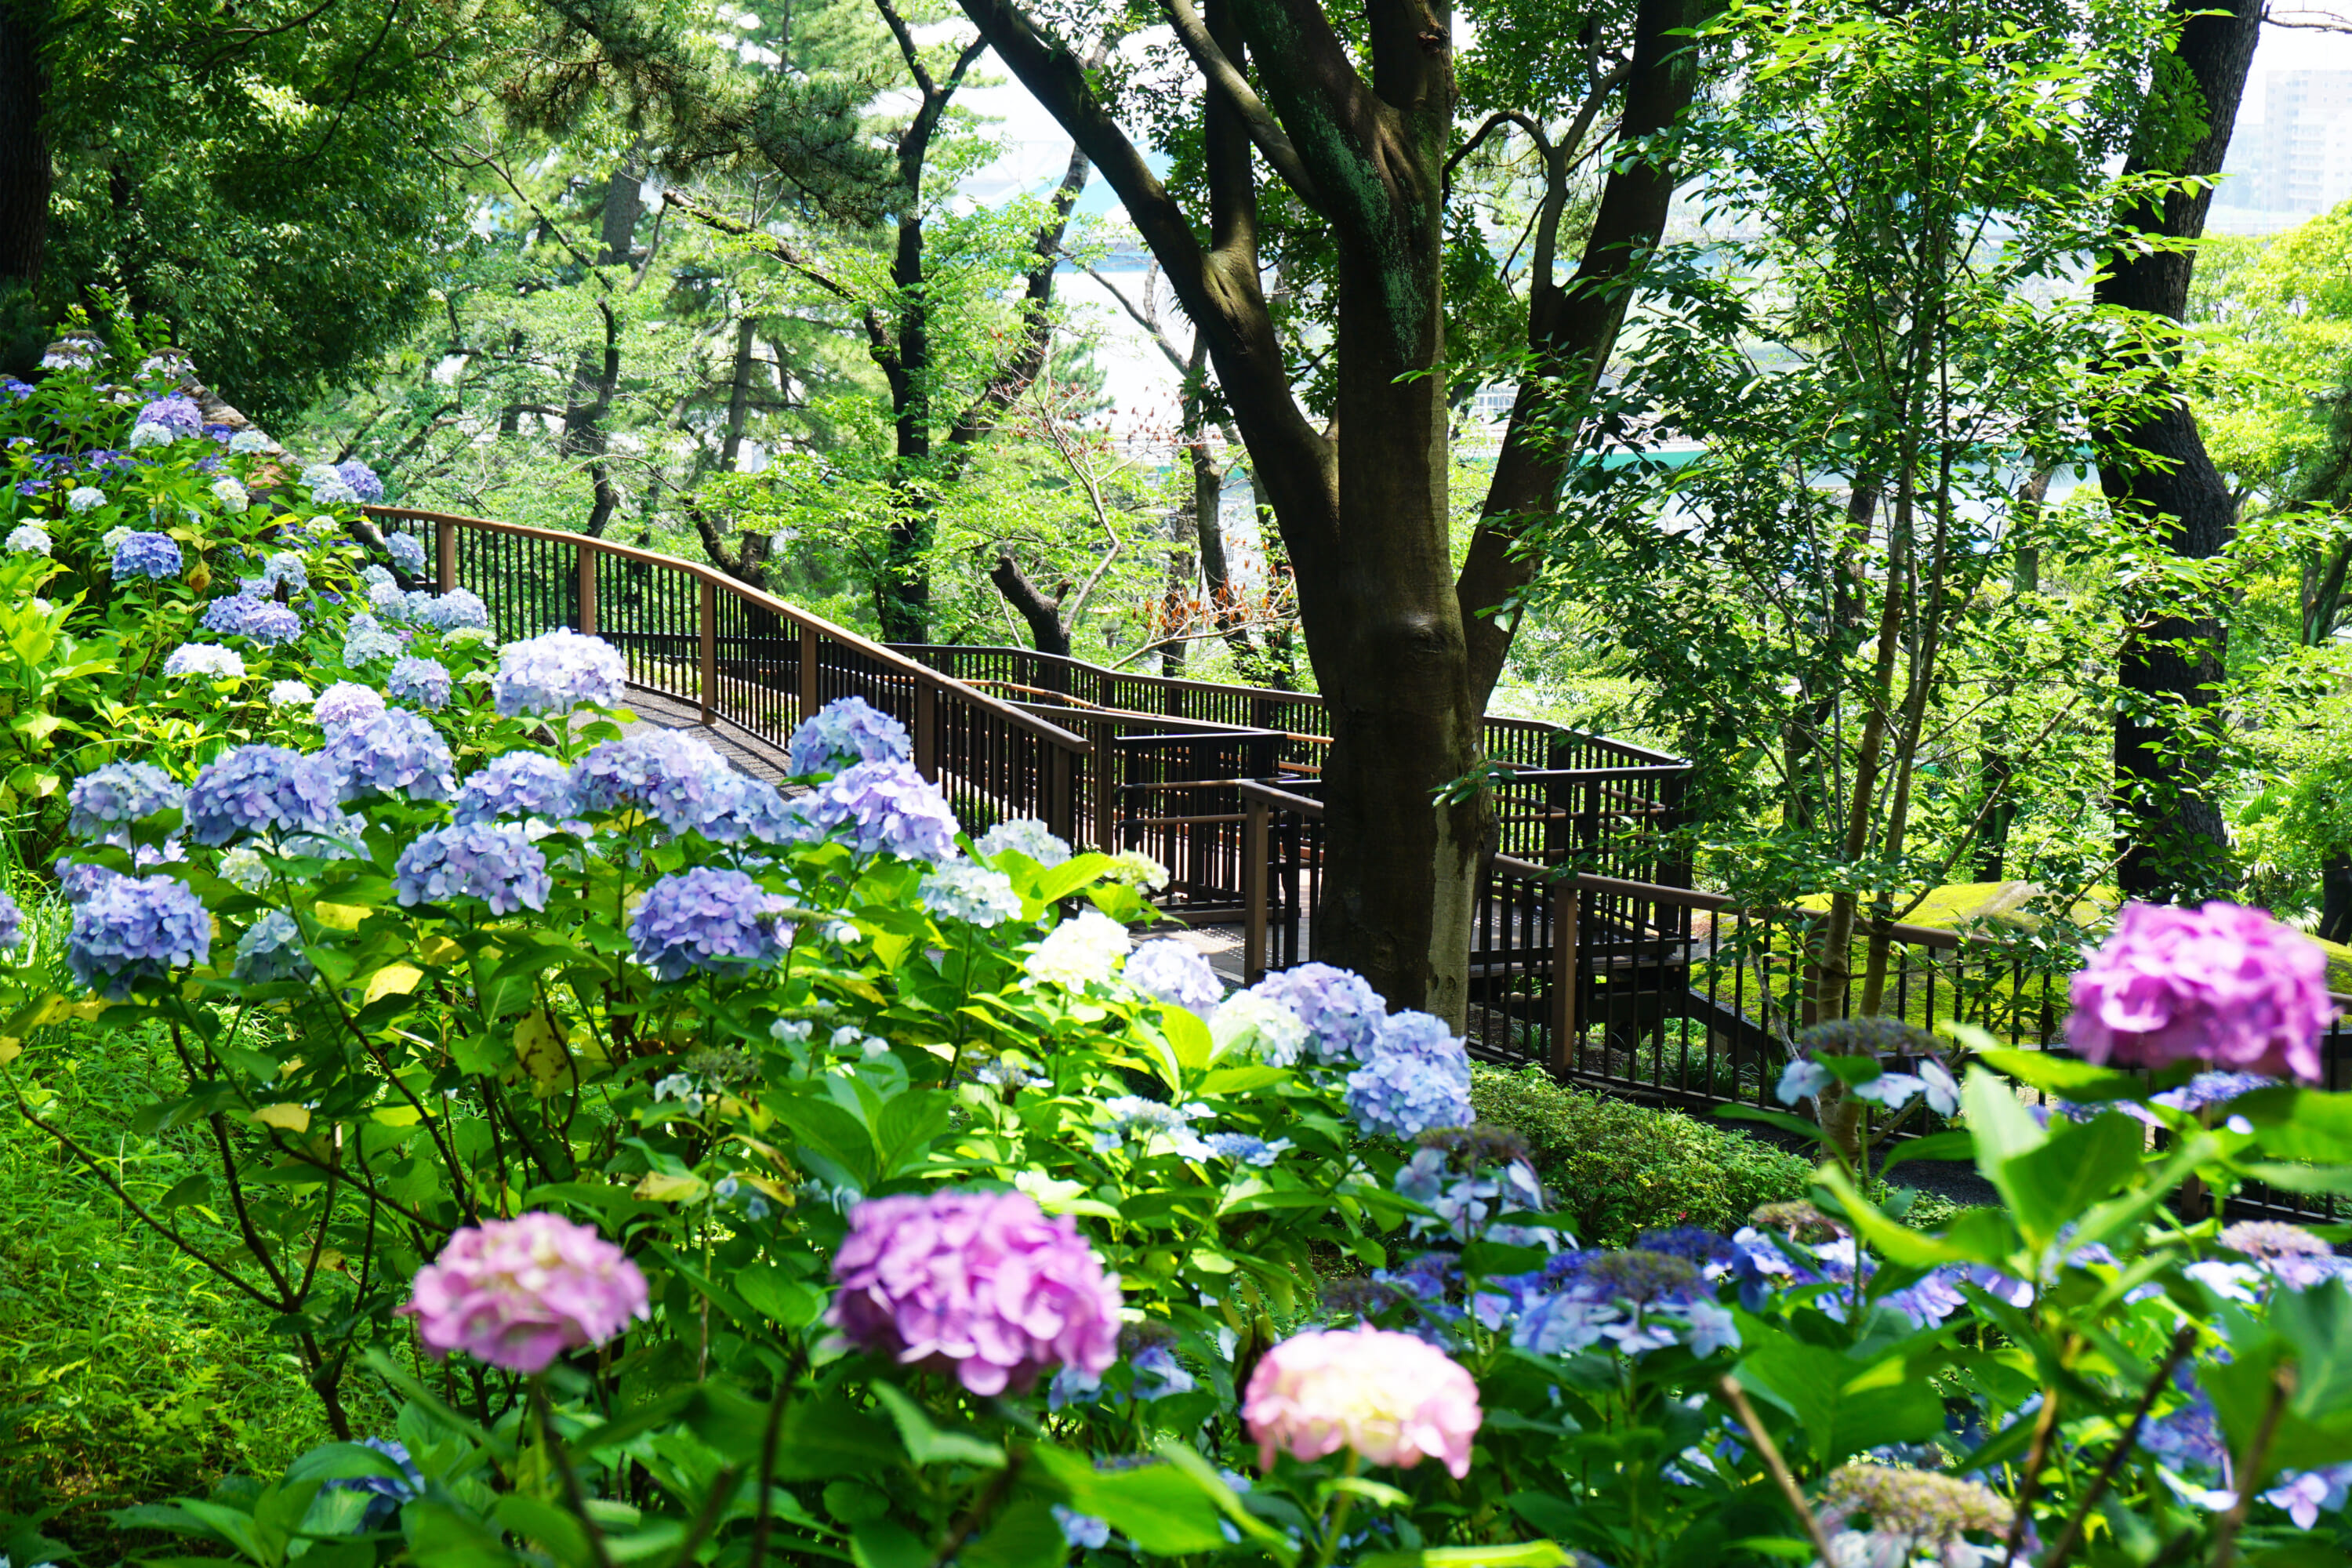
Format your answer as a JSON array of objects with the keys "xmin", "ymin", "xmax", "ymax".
[{"xmin": 1024, "ymin": 1443, "xmax": 1230, "ymax": 1555}]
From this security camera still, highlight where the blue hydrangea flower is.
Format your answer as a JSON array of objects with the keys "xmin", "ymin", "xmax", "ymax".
[
  {"xmin": 136, "ymin": 394, "xmax": 201, "ymax": 437},
  {"xmin": 323, "ymin": 1438, "xmax": 423, "ymax": 1530},
  {"xmin": 65, "ymin": 487, "xmax": 105, "ymax": 513},
  {"xmin": 787, "ymin": 695, "xmax": 912, "ymax": 776},
  {"xmin": 1053, "ymin": 1508, "xmax": 1111, "ymax": 1551},
  {"xmin": 361, "ymin": 564, "xmax": 397, "ymax": 591},
  {"xmin": 310, "ymin": 476, "xmax": 359, "ymax": 505},
  {"xmin": 1125, "ymin": 939, "xmax": 1223, "ymax": 1017},
  {"xmin": 695, "ymin": 772, "xmax": 800, "ymax": 844},
  {"xmin": 1345, "ymin": 1011, "xmax": 1473, "ymax": 1140},
  {"xmin": 410, "ymin": 589, "xmax": 488, "ymax": 633},
  {"xmin": 229, "ymin": 430, "xmax": 275, "ymax": 455},
  {"xmin": 111, "ymin": 531, "xmax": 182, "ymax": 581},
  {"xmin": 336, "ymin": 459, "xmax": 385, "ymax": 503},
  {"xmin": 314, "ymin": 681, "xmax": 386, "ymax": 732},
  {"xmin": 186, "ymin": 745, "xmax": 347, "ymax": 845},
  {"xmin": 385, "ymin": 533, "xmax": 427, "ymax": 576},
  {"xmin": 493, "ymin": 629, "xmax": 627, "ymax": 716},
  {"xmin": 343, "ymin": 612, "xmax": 405, "ymax": 666},
  {"xmin": 387, "ymin": 656, "xmax": 453, "ymax": 710},
  {"xmin": 1203, "ymin": 1132, "xmax": 1290, "ymax": 1167},
  {"xmin": 259, "ymin": 551, "xmax": 308, "ymax": 593},
  {"xmin": 629, "ymin": 867, "xmax": 793, "ymax": 981},
  {"xmin": 323, "ymin": 707, "xmax": 456, "ymax": 803},
  {"xmin": 572, "ymin": 730, "xmax": 737, "ymax": 835},
  {"xmin": 793, "ymin": 758, "xmax": 960, "ymax": 862},
  {"xmin": 973, "ymin": 818, "xmax": 1071, "ymax": 867},
  {"xmin": 68, "ymin": 871, "xmax": 212, "ymax": 997},
  {"xmin": 0, "ymin": 890, "xmax": 23, "ymax": 953},
  {"xmin": 234, "ymin": 911, "xmax": 314, "ymax": 983},
  {"xmin": 454, "ymin": 752, "xmax": 579, "ymax": 826},
  {"xmin": 67, "ymin": 761, "xmax": 186, "ymax": 841},
  {"xmin": 162, "ymin": 643, "xmax": 246, "ymax": 680},
  {"xmin": 394, "ymin": 823, "xmax": 551, "ymax": 915},
  {"xmin": 201, "ymin": 593, "xmax": 303, "ymax": 644},
  {"xmin": 918, "ymin": 861, "xmax": 1025, "ymax": 927},
  {"xmin": 6, "ymin": 524, "xmax": 50, "ymax": 554},
  {"xmin": 1250, "ymin": 963, "xmax": 1387, "ymax": 1064},
  {"xmin": 368, "ymin": 580, "xmax": 409, "ymax": 619}
]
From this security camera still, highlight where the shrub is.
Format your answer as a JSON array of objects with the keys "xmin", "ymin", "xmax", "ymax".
[{"xmin": 1470, "ymin": 1065, "xmax": 1813, "ymax": 1242}]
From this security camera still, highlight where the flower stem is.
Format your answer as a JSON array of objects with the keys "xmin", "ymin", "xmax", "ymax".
[
  {"xmin": 2039, "ymin": 1324, "xmax": 2197, "ymax": 1568},
  {"xmin": 2212, "ymin": 1367, "xmax": 2296, "ymax": 1568},
  {"xmin": 1717, "ymin": 1374, "xmax": 1838, "ymax": 1568},
  {"xmin": 530, "ymin": 1377, "xmax": 618, "ymax": 1568}
]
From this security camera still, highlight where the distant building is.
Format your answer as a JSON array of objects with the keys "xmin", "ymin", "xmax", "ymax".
[{"xmin": 2219, "ymin": 71, "xmax": 2352, "ymax": 220}]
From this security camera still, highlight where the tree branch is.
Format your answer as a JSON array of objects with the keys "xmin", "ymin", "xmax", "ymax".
[{"xmin": 1156, "ymin": 0, "xmax": 1322, "ymax": 205}]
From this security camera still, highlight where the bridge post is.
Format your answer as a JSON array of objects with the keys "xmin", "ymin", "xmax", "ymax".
[
  {"xmin": 913, "ymin": 682, "xmax": 938, "ymax": 779},
  {"xmin": 1045, "ymin": 744, "xmax": 1076, "ymax": 845},
  {"xmin": 575, "ymin": 545, "xmax": 598, "ymax": 636},
  {"xmin": 698, "ymin": 579, "xmax": 717, "ymax": 726},
  {"xmin": 1243, "ymin": 793, "xmax": 1269, "ymax": 985},
  {"xmin": 434, "ymin": 519, "xmax": 456, "ymax": 595},
  {"xmin": 797, "ymin": 622, "xmax": 821, "ymax": 726},
  {"xmin": 1091, "ymin": 720, "xmax": 1116, "ymax": 853},
  {"xmin": 1549, "ymin": 880, "xmax": 1579, "ymax": 1082}
]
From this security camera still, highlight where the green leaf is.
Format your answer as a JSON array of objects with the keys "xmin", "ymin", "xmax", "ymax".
[
  {"xmin": 960, "ymin": 1495, "xmax": 1071, "ymax": 1568},
  {"xmin": 874, "ymin": 1090, "xmax": 953, "ymax": 1178},
  {"xmin": 1027, "ymin": 1443, "xmax": 1230, "ymax": 1554},
  {"xmin": 851, "ymin": 1519, "xmax": 931, "ymax": 1568},
  {"xmin": 1998, "ymin": 1111, "xmax": 2145, "ymax": 1246},
  {"xmin": 285, "ymin": 1443, "xmax": 414, "ymax": 1484},
  {"xmin": 776, "ymin": 1096, "xmax": 880, "ymax": 1188},
  {"xmin": 1160, "ymin": 1004, "xmax": 1214, "ymax": 1072},
  {"xmin": 736, "ymin": 1266, "xmax": 828, "ymax": 1328},
  {"xmin": 1362, "ymin": 1546, "xmax": 1573, "ymax": 1568},
  {"xmin": 870, "ymin": 1382, "xmax": 1007, "ymax": 1470},
  {"xmin": 1975, "ymin": 1047, "xmax": 2144, "ymax": 1102},
  {"xmin": 1878, "ymin": 1131, "xmax": 1976, "ymax": 1172},
  {"xmin": 1714, "ymin": 1104, "xmax": 1828, "ymax": 1142},
  {"xmin": 494, "ymin": 1494, "xmax": 594, "ymax": 1568},
  {"xmin": 1733, "ymin": 1331, "xmax": 1944, "ymax": 1467},
  {"xmin": 2237, "ymin": 1088, "xmax": 2352, "ymax": 1163}
]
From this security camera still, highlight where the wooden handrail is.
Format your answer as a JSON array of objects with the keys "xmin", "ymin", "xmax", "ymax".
[{"xmin": 366, "ymin": 506, "xmax": 1091, "ymax": 755}]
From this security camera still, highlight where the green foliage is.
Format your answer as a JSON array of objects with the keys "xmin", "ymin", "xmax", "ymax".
[{"xmin": 1468, "ymin": 1065, "xmax": 1813, "ymax": 1242}]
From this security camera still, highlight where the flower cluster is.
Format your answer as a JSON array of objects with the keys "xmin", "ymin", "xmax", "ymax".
[
  {"xmin": 67, "ymin": 761, "xmax": 186, "ymax": 841},
  {"xmin": 1480, "ymin": 1243, "xmax": 1740, "ymax": 1360},
  {"xmin": 163, "ymin": 643, "xmax": 245, "ymax": 680},
  {"xmin": 789, "ymin": 695, "xmax": 913, "ymax": 776},
  {"xmin": 111, "ymin": 531, "xmax": 182, "ymax": 581},
  {"xmin": 386, "ymin": 533, "xmax": 426, "ymax": 576},
  {"xmin": 410, "ymin": 589, "xmax": 488, "ymax": 633},
  {"xmin": 1124, "ymin": 939, "xmax": 1224, "ymax": 1017},
  {"xmin": 573, "ymin": 731, "xmax": 737, "ymax": 836},
  {"xmin": 454, "ymin": 752, "xmax": 580, "ymax": 826},
  {"xmin": 1243, "ymin": 1327, "xmax": 1482, "ymax": 1478},
  {"xmin": 2069, "ymin": 901, "xmax": 2335, "ymax": 1081},
  {"xmin": 1345, "ymin": 1011, "xmax": 1473, "ymax": 1139},
  {"xmin": 629, "ymin": 867, "xmax": 793, "ymax": 980},
  {"xmin": 494, "ymin": 629, "xmax": 627, "ymax": 717},
  {"xmin": 1395, "ymin": 1126, "xmax": 1548, "ymax": 1244},
  {"xmin": 201, "ymin": 593, "xmax": 303, "ymax": 645},
  {"xmin": 387, "ymin": 655, "xmax": 452, "ymax": 710},
  {"xmin": 793, "ymin": 759, "xmax": 960, "ymax": 862},
  {"xmin": 974, "ymin": 818, "xmax": 1071, "ymax": 867},
  {"xmin": 67, "ymin": 871, "xmax": 213, "ymax": 996},
  {"xmin": 343, "ymin": 611, "xmax": 405, "ymax": 666},
  {"xmin": 324, "ymin": 707, "xmax": 456, "ymax": 803},
  {"xmin": 394, "ymin": 823, "xmax": 552, "ymax": 915},
  {"xmin": 1249, "ymin": 963, "xmax": 1387, "ymax": 1064},
  {"xmin": 259, "ymin": 550, "xmax": 308, "ymax": 593},
  {"xmin": 827, "ymin": 1189, "xmax": 1123, "ymax": 1396},
  {"xmin": 400, "ymin": 1212, "xmax": 651, "ymax": 1374},
  {"xmin": 917, "ymin": 860, "xmax": 1025, "ymax": 927},
  {"xmin": 6, "ymin": 523, "xmax": 49, "ymax": 554},
  {"xmin": 1210, "ymin": 991, "xmax": 1314, "ymax": 1065},
  {"xmin": 186, "ymin": 745, "xmax": 347, "ymax": 844},
  {"xmin": 1025, "ymin": 908, "xmax": 1131, "ymax": 989},
  {"xmin": 336, "ymin": 459, "xmax": 385, "ymax": 503},
  {"xmin": 233, "ymin": 911, "xmax": 314, "ymax": 983}
]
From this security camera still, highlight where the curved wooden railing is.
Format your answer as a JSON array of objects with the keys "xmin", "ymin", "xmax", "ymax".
[{"xmin": 363, "ymin": 507, "xmax": 1090, "ymax": 839}]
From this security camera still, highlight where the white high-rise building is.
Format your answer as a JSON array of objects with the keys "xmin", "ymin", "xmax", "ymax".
[{"xmin": 2245, "ymin": 71, "xmax": 2352, "ymax": 215}]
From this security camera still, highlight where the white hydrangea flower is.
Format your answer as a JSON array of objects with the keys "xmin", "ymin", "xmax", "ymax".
[
  {"xmin": 1023, "ymin": 908, "xmax": 1131, "ymax": 990},
  {"xmin": 100, "ymin": 525, "xmax": 132, "ymax": 551},
  {"xmin": 918, "ymin": 861, "xmax": 1025, "ymax": 927},
  {"xmin": 219, "ymin": 846, "xmax": 270, "ymax": 891},
  {"xmin": 269, "ymin": 680, "xmax": 314, "ymax": 707},
  {"xmin": 65, "ymin": 486, "xmax": 105, "ymax": 513},
  {"xmin": 211, "ymin": 477, "xmax": 249, "ymax": 513},
  {"xmin": 128, "ymin": 421, "xmax": 173, "ymax": 448},
  {"xmin": 5, "ymin": 524, "xmax": 51, "ymax": 555},
  {"xmin": 1105, "ymin": 850, "xmax": 1171, "ymax": 891},
  {"xmin": 228, "ymin": 430, "xmax": 274, "ymax": 454},
  {"xmin": 975, "ymin": 818, "xmax": 1072, "ymax": 868},
  {"xmin": 1210, "ymin": 992, "xmax": 1312, "ymax": 1066}
]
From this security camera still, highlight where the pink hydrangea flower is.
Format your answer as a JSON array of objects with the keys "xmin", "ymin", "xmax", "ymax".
[
  {"xmin": 826, "ymin": 1189, "xmax": 1122, "ymax": 1396},
  {"xmin": 400, "ymin": 1212, "xmax": 650, "ymax": 1373},
  {"xmin": 1242, "ymin": 1327, "xmax": 1483, "ymax": 1479},
  {"xmin": 2067, "ymin": 901, "xmax": 2336, "ymax": 1083}
]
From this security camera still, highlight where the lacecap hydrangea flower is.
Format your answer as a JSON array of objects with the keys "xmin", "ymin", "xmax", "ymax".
[
  {"xmin": 454, "ymin": 751, "xmax": 579, "ymax": 826},
  {"xmin": 827, "ymin": 1189, "xmax": 1123, "ymax": 1396},
  {"xmin": 6, "ymin": 523, "xmax": 49, "ymax": 554},
  {"xmin": 400, "ymin": 1212, "xmax": 650, "ymax": 1374},
  {"xmin": 386, "ymin": 532, "xmax": 427, "ymax": 576},
  {"xmin": 2069, "ymin": 901, "xmax": 2336, "ymax": 1082},
  {"xmin": 918, "ymin": 861, "xmax": 1025, "ymax": 927},
  {"xmin": 394, "ymin": 823, "xmax": 551, "ymax": 915},
  {"xmin": 1243, "ymin": 1327, "xmax": 1482, "ymax": 1479},
  {"xmin": 1025, "ymin": 908, "xmax": 1131, "ymax": 989},
  {"xmin": 1250, "ymin": 963, "xmax": 1388, "ymax": 1064},
  {"xmin": 793, "ymin": 758, "xmax": 960, "ymax": 862},
  {"xmin": 788, "ymin": 695, "xmax": 912, "ymax": 776},
  {"xmin": 494, "ymin": 629, "xmax": 627, "ymax": 717},
  {"xmin": 67, "ymin": 871, "xmax": 212, "ymax": 997},
  {"xmin": 1125, "ymin": 938, "xmax": 1223, "ymax": 1018},
  {"xmin": 234, "ymin": 911, "xmax": 313, "ymax": 983},
  {"xmin": 629, "ymin": 866, "xmax": 793, "ymax": 980},
  {"xmin": 185, "ymin": 745, "xmax": 347, "ymax": 845},
  {"xmin": 1346, "ymin": 1011, "xmax": 1474, "ymax": 1139},
  {"xmin": 67, "ymin": 761, "xmax": 186, "ymax": 840},
  {"xmin": 314, "ymin": 681, "xmax": 386, "ymax": 733},
  {"xmin": 387, "ymin": 655, "xmax": 452, "ymax": 710},
  {"xmin": 201, "ymin": 593, "xmax": 303, "ymax": 644},
  {"xmin": 324, "ymin": 706, "xmax": 456, "ymax": 803},
  {"xmin": 111, "ymin": 531, "xmax": 182, "ymax": 581},
  {"xmin": 974, "ymin": 818, "xmax": 1071, "ymax": 867},
  {"xmin": 162, "ymin": 643, "xmax": 245, "ymax": 680},
  {"xmin": 65, "ymin": 487, "xmax": 104, "ymax": 513}
]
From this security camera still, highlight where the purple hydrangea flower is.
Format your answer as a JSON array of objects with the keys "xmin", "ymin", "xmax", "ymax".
[
  {"xmin": 411, "ymin": 589, "xmax": 488, "ymax": 633},
  {"xmin": 1249, "ymin": 963, "xmax": 1387, "ymax": 1064},
  {"xmin": 695, "ymin": 772, "xmax": 800, "ymax": 845},
  {"xmin": 455, "ymin": 752, "xmax": 579, "ymax": 826},
  {"xmin": 0, "ymin": 891, "xmax": 22, "ymax": 953},
  {"xmin": 67, "ymin": 871, "xmax": 212, "ymax": 997},
  {"xmin": 111, "ymin": 531, "xmax": 182, "ymax": 581},
  {"xmin": 201, "ymin": 593, "xmax": 303, "ymax": 645},
  {"xmin": 68, "ymin": 761, "xmax": 186, "ymax": 841},
  {"xmin": 387, "ymin": 656, "xmax": 453, "ymax": 710},
  {"xmin": 627, "ymin": 867, "xmax": 793, "ymax": 981},
  {"xmin": 572, "ymin": 731, "xmax": 735, "ymax": 836},
  {"xmin": 826, "ymin": 1189, "xmax": 1123, "ymax": 1396},
  {"xmin": 788, "ymin": 695, "xmax": 912, "ymax": 776},
  {"xmin": 793, "ymin": 758, "xmax": 960, "ymax": 862},
  {"xmin": 495, "ymin": 630, "xmax": 627, "ymax": 717},
  {"xmin": 314, "ymin": 681, "xmax": 387, "ymax": 733},
  {"xmin": 386, "ymin": 533, "xmax": 427, "ymax": 576},
  {"xmin": 163, "ymin": 643, "xmax": 245, "ymax": 680},
  {"xmin": 2069, "ymin": 902, "xmax": 2336, "ymax": 1083},
  {"xmin": 394, "ymin": 823, "xmax": 552, "ymax": 915},
  {"xmin": 1125, "ymin": 939, "xmax": 1223, "ymax": 1017},
  {"xmin": 136, "ymin": 394, "xmax": 202, "ymax": 439},
  {"xmin": 185, "ymin": 745, "xmax": 347, "ymax": 845},
  {"xmin": 323, "ymin": 707, "xmax": 456, "ymax": 803},
  {"xmin": 335, "ymin": 459, "xmax": 385, "ymax": 503},
  {"xmin": 1345, "ymin": 1011, "xmax": 1473, "ymax": 1140},
  {"xmin": 233, "ymin": 911, "xmax": 313, "ymax": 983}
]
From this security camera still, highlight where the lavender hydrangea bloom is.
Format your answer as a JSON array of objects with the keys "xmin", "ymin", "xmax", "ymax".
[
  {"xmin": 233, "ymin": 911, "xmax": 313, "ymax": 983},
  {"xmin": 260, "ymin": 551, "xmax": 308, "ymax": 593},
  {"xmin": 314, "ymin": 681, "xmax": 387, "ymax": 733},
  {"xmin": 788, "ymin": 695, "xmax": 912, "ymax": 776},
  {"xmin": 572, "ymin": 731, "xmax": 735, "ymax": 836},
  {"xmin": 411, "ymin": 589, "xmax": 488, "ymax": 633},
  {"xmin": 311, "ymin": 477, "xmax": 359, "ymax": 505},
  {"xmin": 628, "ymin": 867, "xmax": 793, "ymax": 980},
  {"xmin": 361, "ymin": 564, "xmax": 396, "ymax": 590},
  {"xmin": 68, "ymin": 761, "xmax": 186, "ymax": 841},
  {"xmin": 335, "ymin": 459, "xmax": 385, "ymax": 503},
  {"xmin": 0, "ymin": 891, "xmax": 21, "ymax": 952},
  {"xmin": 163, "ymin": 643, "xmax": 245, "ymax": 680},
  {"xmin": 111, "ymin": 531, "xmax": 182, "ymax": 581},
  {"xmin": 455, "ymin": 752, "xmax": 579, "ymax": 826},
  {"xmin": 2069, "ymin": 901, "xmax": 2336, "ymax": 1082},
  {"xmin": 343, "ymin": 612, "xmax": 405, "ymax": 666},
  {"xmin": 387, "ymin": 656, "xmax": 453, "ymax": 710},
  {"xmin": 1249, "ymin": 963, "xmax": 1387, "ymax": 1064},
  {"xmin": 918, "ymin": 861, "xmax": 1025, "ymax": 927},
  {"xmin": 386, "ymin": 533, "xmax": 427, "ymax": 576},
  {"xmin": 1345, "ymin": 1011, "xmax": 1473, "ymax": 1140},
  {"xmin": 793, "ymin": 758, "xmax": 960, "ymax": 862},
  {"xmin": 6, "ymin": 524, "xmax": 50, "ymax": 554},
  {"xmin": 186, "ymin": 745, "xmax": 347, "ymax": 845},
  {"xmin": 494, "ymin": 629, "xmax": 627, "ymax": 717},
  {"xmin": 1125, "ymin": 939, "xmax": 1223, "ymax": 1017},
  {"xmin": 394, "ymin": 824, "xmax": 552, "ymax": 915},
  {"xmin": 201, "ymin": 593, "xmax": 303, "ymax": 644},
  {"xmin": 324, "ymin": 707, "xmax": 456, "ymax": 803},
  {"xmin": 695, "ymin": 773, "xmax": 800, "ymax": 845},
  {"xmin": 67, "ymin": 872, "xmax": 212, "ymax": 997},
  {"xmin": 368, "ymin": 580, "xmax": 410, "ymax": 619},
  {"xmin": 136, "ymin": 394, "xmax": 202, "ymax": 438}
]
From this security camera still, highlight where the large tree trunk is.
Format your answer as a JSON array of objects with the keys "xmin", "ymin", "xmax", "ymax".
[
  {"xmin": 2096, "ymin": 0, "xmax": 2259, "ymax": 901},
  {"xmin": 563, "ymin": 161, "xmax": 641, "ymax": 539},
  {"xmin": 0, "ymin": 0, "xmax": 48, "ymax": 296},
  {"xmin": 720, "ymin": 314, "xmax": 760, "ymax": 471}
]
